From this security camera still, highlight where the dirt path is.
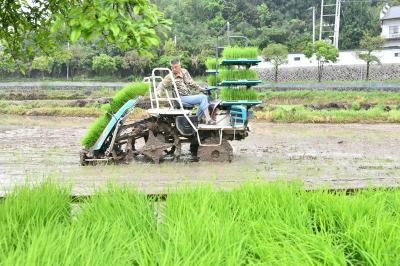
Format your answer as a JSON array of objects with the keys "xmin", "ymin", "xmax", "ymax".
[{"xmin": 1, "ymin": 115, "xmax": 399, "ymax": 195}]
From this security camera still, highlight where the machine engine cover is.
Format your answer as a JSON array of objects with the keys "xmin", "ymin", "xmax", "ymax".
[{"xmin": 176, "ymin": 116, "xmax": 198, "ymax": 136}]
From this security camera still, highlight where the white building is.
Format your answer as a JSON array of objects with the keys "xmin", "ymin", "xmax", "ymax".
[
  {"xmin": 256, "ymin": 48, "xmax": 400, "ymax": 69},
  {"xmin": 381, "ymin": 5, "xmax": 400, "ymax": 48}
]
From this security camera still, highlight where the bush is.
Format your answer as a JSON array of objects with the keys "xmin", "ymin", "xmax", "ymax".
[
  {"xmin": 92, "ymin": 54, "xmax": 117, "ymax": 76},
  {"xmin": 351, "ymin": 101, "xmax": 361, "ymax": 111}
]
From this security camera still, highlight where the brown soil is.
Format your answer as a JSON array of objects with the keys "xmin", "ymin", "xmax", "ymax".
[{"xmin": 0, "ymin": 115, "xmax": 399, "ymax": 196}]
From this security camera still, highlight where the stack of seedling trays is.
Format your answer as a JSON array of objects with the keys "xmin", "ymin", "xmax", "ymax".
[
  {"xmin": 205, "ymin": 46, "xmax": 262, "ymax": 106},
  {"xmin": 205, "ymin": 47, "xmax": 262, "ymax": 126}
]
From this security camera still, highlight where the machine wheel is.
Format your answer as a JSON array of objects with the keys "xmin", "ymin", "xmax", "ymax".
[
  {"xmin": 197, "ymin": 138, "xmax": 233, "ymax": 162},
  {"xmin": 189, "ymin": 143, "xmax": 199, "ymax": 156},
  {"xmin": 79, "ymin": 149, "xmax": 89, "ymax": 166},
  {"xmin": 139, "ymin": 130, "xmax": 175, "ymax": 163}
]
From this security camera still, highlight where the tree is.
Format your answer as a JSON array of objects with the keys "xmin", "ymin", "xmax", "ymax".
[
  {"xmin": 256, "ymin": 4, "xmax": 272, "ymax": 27},
  {"xmin": 262, "ymin": 43, "xmax": 288, "ymax": 82},
  {"xmin": 52, "ymin": 49, "xmax": 72, "ymax": 79},
  {"xmin": 68, "ymin": 44, "xmax": 87, "ymax": 80},
  {"xmin": 304, "ymin": 41, "xmax": 339, "ymax": 82},
  {"xmin": 0, "ymin": 52, "xmax": 17, "ymax": 78},
  {"xmin": 113, "ymin": 55, "xmax": 124, "ymax": 77},
  {"xmin": 122, "ymin": 50, "xmax": 152, "ymax": 76},
  {"xmin": 0, "ymin": 0, "xmax": 170, "ymax": 59},
  {"xmin": 358, "ymin": 32, "xmax": 384, "ymax": 80},
  {"xmin": 163, "ymin": 39, "xmax": 178, "ymax": 56},
  {"xmin": 92, "ymin": 54, "xmax": 116, "ymax": 76},
  {"xmin": 339, "ymin": 3, "xmax": 381, "ymax": 49},
  {"xmin": 31, "ymin": 56, "xmax": 53, "ymax": 79}
]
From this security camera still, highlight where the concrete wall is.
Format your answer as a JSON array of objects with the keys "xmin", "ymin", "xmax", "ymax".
[
  {"xmin": 256, "ymin": 48, "xmax": 400, "ymax": 69},
  {"xmin": 254, "ymin": 47, "xmax": 400, "ymax": 82},
  {"xmin": 255, "ymin": 63, "xmax": 400, "ymax": 82}
]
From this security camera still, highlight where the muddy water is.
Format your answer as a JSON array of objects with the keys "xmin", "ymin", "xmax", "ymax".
[{"xmin": 1, "ymin": 115, "xmax": 400, "ymax": 195}]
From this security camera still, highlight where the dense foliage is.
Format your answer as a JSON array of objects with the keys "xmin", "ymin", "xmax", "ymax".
[
  {"xmin": 0, "ymin": 0, "xmax": 169, "ymax": 59},
  {"xmin": 157, "ymin": 0, "xmax": 400, "ymax": 53},
  {"xmin": 1, "ymin": 0, "xmax": 399, "ymax": 80}
]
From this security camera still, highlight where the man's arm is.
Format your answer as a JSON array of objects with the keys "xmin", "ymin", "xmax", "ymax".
[
  {"xmin": 183, "ymin": 69, "xmax": 204, "ymax": 92},
  {"xmin": 156, "ymin": 74, "xmax": 172, "ymax": 97}
]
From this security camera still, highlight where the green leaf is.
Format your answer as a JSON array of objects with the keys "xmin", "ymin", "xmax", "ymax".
[
  {"xmin": 50, "ymin": 17, "xmax": 62, "ymax": 33},
  {"xmin": 98, "ymin": 15, "xmax": 107, "ymax": 24},
  {"xmin": 133, "ymin": 6, "xmax": 140, "ymax": 15},
  {"xmin": 110, "ymin": 24, "xmax": 120, "ymax": 37},
  {"xmin": 119, "ymin": 33, "xmax": 128, "ymax": 41},
  {"xmin": 70, "ymin": 28, "xmax": 81, "ymax": 43},
  {"xmin": 148, "ymin": 37, "xmax": 159, "ymax": 46}
]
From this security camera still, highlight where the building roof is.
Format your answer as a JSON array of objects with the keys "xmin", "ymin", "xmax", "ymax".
[{"xmin": 382, "ymin": 5, "xmax": 400, "ymax": 20}]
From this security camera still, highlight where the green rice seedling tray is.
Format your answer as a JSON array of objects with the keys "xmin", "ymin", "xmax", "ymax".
[
  {"xmin": 222, "ymin": 46, "xmax": 259, "ymax": 59},
  {"xmin": 218, "ymin": 69, "xmax": 258, "ymax": 81},
  {"xmin": 207, "ymin": 75, "xmax": 222, "ymax": 86},
  {"xmin": 219, "ymin": 87, "xmax": 260, "ymax": 101}
]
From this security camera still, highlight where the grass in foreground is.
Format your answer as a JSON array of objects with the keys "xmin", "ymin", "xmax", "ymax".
[{"xmin": 1, "ymin": 181, "xmax": 400, "ymax": 265}]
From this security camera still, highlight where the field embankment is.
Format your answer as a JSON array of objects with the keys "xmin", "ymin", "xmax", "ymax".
[{"xmin": 1, "ymin": 84, "xmax": 400, "ymax": 123}]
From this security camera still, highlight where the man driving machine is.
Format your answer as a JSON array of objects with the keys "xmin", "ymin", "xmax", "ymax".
[{"xmin": 157, "ymin": 58, "xmax": 216, "ymax": 125}]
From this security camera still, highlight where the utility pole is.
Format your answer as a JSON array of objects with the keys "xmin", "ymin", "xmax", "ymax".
[
  {"xmin": 227, "ymin": 22, "xmax": 231, "ymax": 46},
  {"xmin": 66, "ymin": 42, "xmax": 70, "ymax": 81},
  {"xmin": 333, "ymin": 0, "xmax": 341, "ymax": 48},
  {"xmin": 319, "ymin": 0, "xmax": 324, "ymax": 41},
  {"xmin": 308, "ymin": 6, "xmax": 316, "ymax": 44}
]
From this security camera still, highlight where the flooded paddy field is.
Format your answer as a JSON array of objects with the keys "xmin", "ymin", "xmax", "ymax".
[{"xmin": 1, "ymin": 114, "xmax": 400, "ymax": 195}]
